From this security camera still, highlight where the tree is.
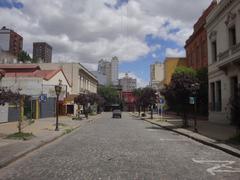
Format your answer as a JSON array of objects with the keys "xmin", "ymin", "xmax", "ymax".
[
  {"xmin": 161, "ymin": 67, "xmax": 199, "ymax": 127},
  {"xmin": 0, "ymin": 69, "xmax": 5, "ymax": 81},
  {"xmin": 133, "ymin": 87, "xmax": 157, "ymax": 118},
  {"xmin": 0, "ymin": 87, "xmax": 25, "ymax": 133},
  {"xmin": 196, "ymin": 68, "xmax": 208, "ymax": 115},
  {"xmin": 97, "ymin": 85, "xmax": 120, "ymax": 108},
  {"xmin": 133, "ymin": 88, "xmax": 142, "ymax": 115},
  {"xmin": 74, "ymin": 94, "xmax": 89, "ymax": 119},
  {"xmin": 138, "ymin": 87, "xmax": 157, "ymax": 119},
  {"xmin": 18, "ymin": 50, "xmax": 32, "ymax": 63}
]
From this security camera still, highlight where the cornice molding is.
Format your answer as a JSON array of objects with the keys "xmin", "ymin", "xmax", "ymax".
[{"xmin": 225, "ymin": 11, "xmax": 237, "ymax": 27}]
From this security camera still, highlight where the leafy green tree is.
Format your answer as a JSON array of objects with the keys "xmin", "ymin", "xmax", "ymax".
[
  {"xmin": 133, "ymin": 88, "xmax": 142, "ymax": 115},
  {"xmin": 0, "ymin": 70, "xmax": 5, "ymax": 81},
  {"xmin": 133, "ymin": 87, "xmax": 157, "ymax": 118},
  {"xmin": 98, "ymin": 85, "xmax": 120, "ymax": 107},
  {"xmin": 74, "ymin": 94, "xmax": 89, "ymax": 118},
  {"xmin": 18, "ymin": 50, "xmax": 32, "ymax": 63},
  {"xmin": 161, "ymin": 68, "xmax": 199, "ymax": 127},
  {"xmin": 175, "ymin": 66, "xmax": 197, "ymax": 76},
  {"xmin": 0, "ymin": 87, "xmax": 26, "ymax": 133},
  {"xmin": 196, "ymin": 67, "xmax": 208, "ymax": 115}
]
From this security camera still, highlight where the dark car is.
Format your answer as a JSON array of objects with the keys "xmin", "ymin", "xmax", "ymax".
[{"xmin": 112, "ymin": 109, "xmax": 122, "ymax": 118}]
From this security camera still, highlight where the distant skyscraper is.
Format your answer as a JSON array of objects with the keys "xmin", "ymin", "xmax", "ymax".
[
  {"xmin": 33, "ymin": 42, "xmax": 52, "ymax": 63},
  {"xmin": 119, "ymin": 73, "xmax": 137, "ymax": 92},
  {"xmin": 97, "ymin": 57, "xmax": 119, "ymax": 85},
  {"xmin": 0, "ymin": 26, "xmax": 23, "ymax": 56},
  {"xmin": 111, "ymin": 56, "xmax": 119, "ymax": 85},
  {"xmin": 150, "ymin": 62, "xmax": 164, "ymax": 90}
]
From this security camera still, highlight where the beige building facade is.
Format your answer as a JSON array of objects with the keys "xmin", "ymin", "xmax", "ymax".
[
  {"xmin": 38, "ymin": 63, "xmax": 98, "ymax": 95},
  {"xmin": 150, "ymin": 62, "xmax": 164, "ymax": 90},
  {"xmin": 206, "ymin": 0, "xmax": 240, "ymax": 124}
]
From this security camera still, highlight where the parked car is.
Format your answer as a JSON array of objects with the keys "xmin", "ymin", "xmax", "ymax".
[{"xmin": 112, "ymin": 109, "xmax": 122, "ymax": 118}]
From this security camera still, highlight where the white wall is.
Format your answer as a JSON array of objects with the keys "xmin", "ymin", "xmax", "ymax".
[
  {"xmin": 0, "ymin": 32, "xmax": 10, "ymax": 51},
  {"xmin": 43, "ymin": 71, "xmax": 71, "ymax": 100},
  {"xmin": 206, "ymin": 0, "xmax": 240, "ymax": 124},
  {"xmin": 1, "ymin": 77, "xmax": 42, "ymax": 96}
]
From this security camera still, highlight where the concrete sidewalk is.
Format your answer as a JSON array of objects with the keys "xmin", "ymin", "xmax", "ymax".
[
  {"xmin": 131, "ymin": 112, "xmax": 240, "ymax": 158},
  {"xmin": 0, "ymin": 114, "xmax": 101, "ymax": 168}
]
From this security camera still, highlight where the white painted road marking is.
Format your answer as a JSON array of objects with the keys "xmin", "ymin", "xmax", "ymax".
[{"xmin": 192, "ymin": 158, "xmax": 240, "ymax": 175}]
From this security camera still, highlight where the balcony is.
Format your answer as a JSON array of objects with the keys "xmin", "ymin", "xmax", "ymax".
[
  {"xmin": 218, "ymin": 49, "xmax": 229, "ymax": 61},
  {"xmin": 217, "ymin": 42, "xmax": 240, "ymax": 70}
]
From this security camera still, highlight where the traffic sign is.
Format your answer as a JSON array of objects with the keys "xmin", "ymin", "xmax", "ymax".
[
  {"xmin": 159, "ymin": 98, "xmax": 165, "ymax": 104},
  {"xmin": 189, "ymin": 97, "xmax": 195, "ymax": 105},
  {"xmin": 39, "ymin": 94, "xmax": 47, "ymax": 102}
]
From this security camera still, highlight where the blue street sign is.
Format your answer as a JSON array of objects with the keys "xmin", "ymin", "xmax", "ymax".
[
  {"xmin": 159, "ymin": 98, "xmax": 165, "ymax": 104},
  {"xmin": 39, "ymin": 94, "xmax": 47, "ymax": 102},
  {"xmin": 189, "ymin": 97, "xmax": 195, "ymax": 105}
]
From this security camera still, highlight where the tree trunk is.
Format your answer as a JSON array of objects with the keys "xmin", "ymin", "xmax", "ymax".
[
  {"xmin": 151, "ymin": 106, "xmax": 153, "ymax": 119},
  {"xmin": 18, "ymin": 96, "xmax": 24, "ymax": 133},
  {"xmin": 182, "ymin": 110, "xmax": 188, "ymax": 128}
]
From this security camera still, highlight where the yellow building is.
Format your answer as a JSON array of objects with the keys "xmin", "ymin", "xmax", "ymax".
[{"xmin": 163, "ymin": 57, "xmax": 187, "ymax": 85}]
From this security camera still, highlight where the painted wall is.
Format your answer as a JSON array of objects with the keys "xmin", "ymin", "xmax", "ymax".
[
  {"xmin": 164, "ymin": 58, "xmax": 187, "ymax": 85},
  {"xmin": 1, "ymin": 77, "xmax": 42, "ymax": 96},
  {"xmin": 39, "ymin": 63, "xmax": 98, "ymax": 94},
  {"xmin": 42, "ymin": 70, "xmax": 71, "ymax": 100}
]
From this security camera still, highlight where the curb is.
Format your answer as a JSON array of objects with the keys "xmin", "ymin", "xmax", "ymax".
[
  {"xmin": 144, "ymin": 119, "xmax": 240, "ymax": 158},
  {"xmin": 129, "ymin": 113, "xmax": 240, "ymax": 158},
  {"xmin": 0, "ymin": 124, "xmax": 82, "ymax": 169}
]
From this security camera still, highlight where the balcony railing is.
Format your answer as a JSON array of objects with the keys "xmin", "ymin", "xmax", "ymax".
[
  {"xmin": 231, "ymin": 42, "xmax": 240, "ymax": 54},
  {"xmin": 218, "ymin": 42, "xmax": 240, "ymax": 62},
  {"xmin": 218, "ymin": 49, "xmax": 229, "ymax": 61}
]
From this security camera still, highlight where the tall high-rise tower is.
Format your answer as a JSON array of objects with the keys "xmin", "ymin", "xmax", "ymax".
[{"xmin": 0, "ymin": 26, "xmax": 23, "ymax": 56}]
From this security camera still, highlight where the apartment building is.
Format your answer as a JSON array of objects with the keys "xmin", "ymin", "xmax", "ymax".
[
  {"xmin": 206, "ymin": 0, "xmax": 240, "ymax": 124},
  {"xmin": 0, "ymin": 26, "xmax": 23, "ymax": 56},
  {"xmin": 119, "ymin": 73, "xmax": 137, "ymax": 92},
  {"xmin": 33, "ymin": 42, "xmax": 52, "ymax": 63}
]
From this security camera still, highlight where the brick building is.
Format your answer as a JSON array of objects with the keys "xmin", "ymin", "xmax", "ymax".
[
  {"xmin": 33, "ymin": 42, "xmax": 52, "ymax": 63},
  {"xmin": 185, "ymin": 1, "xmax": 217, "ymax": 70},
  {"xmin": 0, "ymin": 26, "xmax": 23, "ymax": 56}
]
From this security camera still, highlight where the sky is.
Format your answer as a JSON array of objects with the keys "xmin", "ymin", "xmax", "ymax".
[{"xmin": 0, "ymin": 0, "xmax": 212, "ymax": 87}]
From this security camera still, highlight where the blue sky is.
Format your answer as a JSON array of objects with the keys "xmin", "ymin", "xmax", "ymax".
[
  {"xmin": 0, "ymin": 0, "xmax": 211, "ymax": 87},
  {"xmin": 120, "ymin": 36, "xmax": 184, "ymax": 85},
  {"xmin": 0, "ymin": 0, "xmax": 23, "ymax": 9}
]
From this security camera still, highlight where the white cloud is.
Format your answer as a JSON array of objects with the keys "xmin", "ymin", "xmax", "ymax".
[
  {"xmin": 165, "ymin": 48, "xmax": 186, "ymax": 57},
  {"xmin": 0, "ymin": 0, "xmax": 211, "ymax": 64},
  {"xmin": 119, "ymin": 72, "xmax": 148, "ymax": 88},
  {"xmin": 152, "ymin": 53, "xmax": 157, "ymax": 58}
]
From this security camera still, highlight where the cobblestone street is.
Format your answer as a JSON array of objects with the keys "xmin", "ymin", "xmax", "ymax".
[{"xmin": 0, "ymin": 112, "xmax": 239, "ymax": 180}]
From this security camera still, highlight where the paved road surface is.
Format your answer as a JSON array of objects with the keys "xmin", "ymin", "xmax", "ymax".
[{"xmin": 0, "ymin": 113, "xmax": 239, "ymax": 180}]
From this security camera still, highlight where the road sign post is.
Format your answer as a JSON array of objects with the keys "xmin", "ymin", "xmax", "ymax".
[{"xmin": 159, "ymin": 98, "xmax": 165, "ymax": 121}]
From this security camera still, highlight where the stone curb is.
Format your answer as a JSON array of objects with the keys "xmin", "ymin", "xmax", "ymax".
[
  {"xmin": 0, "ymin": 114, "xmax": 102, "ymax": 169},
  {"xmin": 130, "ymin": 113, "xmax": 240, "ymax": 158},
  {"xmin": 0, "ymin": 124, "xmax": 81, "ymax": 169}
]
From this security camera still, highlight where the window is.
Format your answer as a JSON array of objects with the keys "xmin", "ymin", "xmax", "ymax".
[
  {"xmin": 210, "ymin": 82, "xmax": 215, "ymax": 111},
  {"xmin": 211, "ymin": 40, "xmax": 217, "ymax": 63},
  {"xmin": 229, "ymin": 25, "xmax": 236, "ymax": 47},
  {"xmin": 230, "ymin": 76, "xmax": 238, "ymax": 99},
  {"xmin": 216, "ymin": 81, "xmax": 222, "ymax": 111}
]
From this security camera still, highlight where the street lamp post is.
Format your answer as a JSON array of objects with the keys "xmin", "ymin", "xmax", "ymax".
[
  {"xmin": 55, "ymin": 80, "xmax": 62, "ymax": 131},
  {"xmin": 191, "ymin": 83, "xmax": 200, "ymax": 132}
]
